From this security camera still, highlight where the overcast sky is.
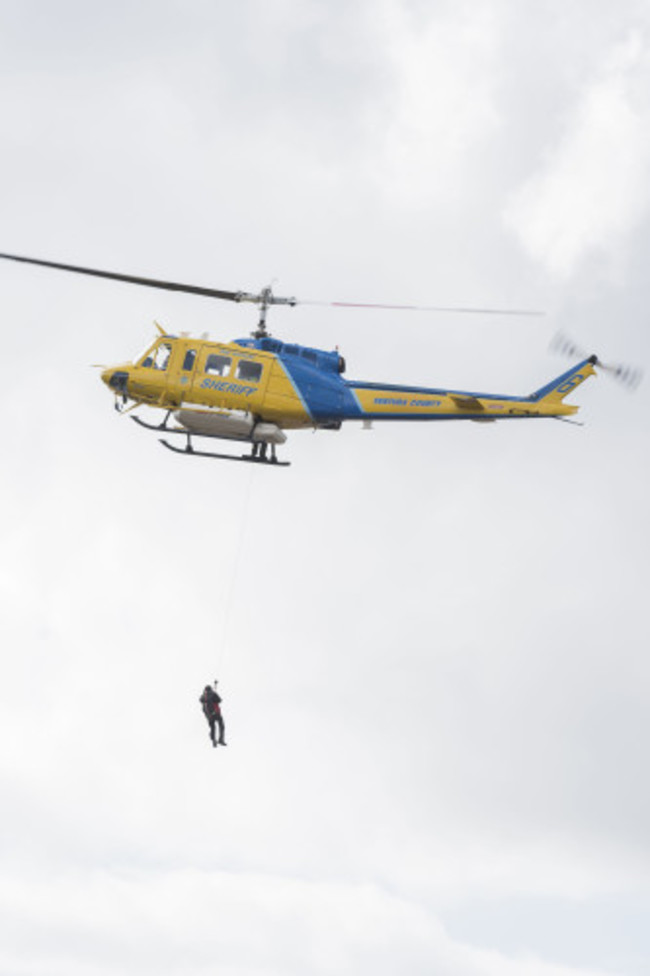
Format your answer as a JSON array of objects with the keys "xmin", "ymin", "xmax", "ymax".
[{"xmin": 1, "ymin": 2, "xmax": 649, "ymax": 975}]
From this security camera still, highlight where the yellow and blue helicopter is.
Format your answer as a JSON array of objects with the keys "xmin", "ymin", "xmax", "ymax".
[{"xmin": 1, "ymin": 252, "xmax": 636, "ymax": 466}]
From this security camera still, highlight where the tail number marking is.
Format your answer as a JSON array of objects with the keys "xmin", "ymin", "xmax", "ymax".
[{"xmin": 557, "ymin": 373, "xmax": 585, "ymax": 393}]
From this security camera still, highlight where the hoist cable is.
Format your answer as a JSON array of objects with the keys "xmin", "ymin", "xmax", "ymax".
[{"xmin": 214, "ymin": 465, "xmax": 256, "ymax": 677}]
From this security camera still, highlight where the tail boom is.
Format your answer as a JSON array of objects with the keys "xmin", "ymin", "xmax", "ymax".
[{"xmin": 345, "ymin": 357, "xmax": 598, "ymax": 422}]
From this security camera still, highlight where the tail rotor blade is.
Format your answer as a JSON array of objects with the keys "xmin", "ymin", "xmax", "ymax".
[
  {"xmin": 597, "ymin": 360, "xmax": 643, "ymax": 391},
  {"xmin": 551, "ymin": 331, "xmax": 643, "ymax": 391},
  {"xmin": 550, "ymin": 331, "xmax": 588, "ymax": 360}
]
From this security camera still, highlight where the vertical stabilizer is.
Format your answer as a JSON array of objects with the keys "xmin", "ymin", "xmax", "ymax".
[{"xmin": 530, "ymin": 357, "xmax": 597, "ymax": 404}]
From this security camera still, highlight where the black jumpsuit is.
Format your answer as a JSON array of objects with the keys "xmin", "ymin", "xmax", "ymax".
[{"xmin": 200, "ymin": 686, "xmax": 226, "ymax": 746}]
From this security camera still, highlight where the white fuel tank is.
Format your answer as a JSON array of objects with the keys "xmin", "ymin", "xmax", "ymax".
[
  {"xmin": 174, "ymin": 409, "xmax": 253, "ymax": 440},
  {"xmin": 174, "ymin": 409, "xmax": 287, "ymax": 445}
]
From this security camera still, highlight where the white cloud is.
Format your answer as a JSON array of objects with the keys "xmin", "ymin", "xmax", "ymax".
[
  {"xmin": 0, "ymin": 869, "xmax": 618, "ymax": 976},
  {"xmin": 368, "ymin": 1, "xmax": 502, "ymax": 208},
  {"xmin": 504, "ymin": 30, "xmax": 650, "ymax": 276}
]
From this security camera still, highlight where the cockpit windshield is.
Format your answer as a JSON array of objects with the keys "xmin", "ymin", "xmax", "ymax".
[{"xmin": 139, "ymin": 342, "xmax": 172, "ymax": 371}]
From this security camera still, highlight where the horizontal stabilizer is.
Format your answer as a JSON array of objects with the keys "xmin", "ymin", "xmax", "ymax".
[{"xmin": 450, "ymin": 394, "xmax": 484, "ymax": 411}]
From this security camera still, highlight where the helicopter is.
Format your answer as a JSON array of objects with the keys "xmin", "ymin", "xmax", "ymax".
[{"xmin": 0, "ymin": 251, "xmax": 633, "ymax": 466}]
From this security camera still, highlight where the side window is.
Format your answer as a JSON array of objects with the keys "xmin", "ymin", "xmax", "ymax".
[
  {"xmin": 182, "ymin": 349, "xmax": 197, "ymax": 371},
  {"xmin": 205, "ymin": 354, "xmax": 232, "ymax": 376},
  {"xmin": 235, "ymin": 360, "xmax": 262, "ymax": 383}
]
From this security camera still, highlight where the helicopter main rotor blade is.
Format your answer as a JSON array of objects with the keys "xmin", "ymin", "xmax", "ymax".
[
  {"xmin": 0, "ymin": 252, "xmax": 243, "ymax": 303},
  {"xmin": 0, "ymin": 251, "xmax": 540, "ymax": 319},
  {"xmin": 299, "ymin": 299, "xmax": 543, "ymax": 316}
]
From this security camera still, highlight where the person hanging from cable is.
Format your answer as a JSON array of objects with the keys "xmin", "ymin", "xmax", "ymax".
[{"xmin": 199, "ymin": 680, "xmax": 227, "ymax": 748}]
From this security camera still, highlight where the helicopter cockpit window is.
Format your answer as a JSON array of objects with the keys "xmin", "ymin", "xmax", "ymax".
[
  {"xmin": 205, "ymin": 354, "xmax": 232, "ymax": 376},
  {"xmin": 182, "ymin": 349, "xmax": 197, "ymax": 371},
  {"xmin": 138, "ymin": 345, "xmax": 155, "ymax": 368},
  {"xmin": 235, "ymin": 360, "xmax": 262, "ymax": 383},
  {"xmin": 151, "ymin": 343, "xmax": 172, "ymax": 371}
]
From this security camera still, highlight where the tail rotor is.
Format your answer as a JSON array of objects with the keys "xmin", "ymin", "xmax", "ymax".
[{"xmin": 551, "ymin": 332, "xmax": 643, "ymax": 391}]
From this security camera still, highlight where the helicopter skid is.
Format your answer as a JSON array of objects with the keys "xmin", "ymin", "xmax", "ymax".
[
  {"xmin": 159, "ymin": 438, "xmax": 290, "ymax": 465},
  {"xmin": 130, "ymin": 412, "xmax": 289, "ymax": 464}
]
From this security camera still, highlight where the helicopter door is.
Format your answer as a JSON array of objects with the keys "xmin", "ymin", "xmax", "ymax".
[{"xmin": 166, "ymin": 343, "xmax": 198, "ymax": 405}]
